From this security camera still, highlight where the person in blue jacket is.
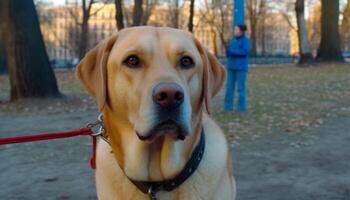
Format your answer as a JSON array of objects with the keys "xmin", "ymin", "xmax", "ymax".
[{"xmin": 224, "ymin": 24, "xmax": 251, "ymax": 113}]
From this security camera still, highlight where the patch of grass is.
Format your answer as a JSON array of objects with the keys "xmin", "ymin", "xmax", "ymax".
[
  {"xmin": 1, "ymin": 64, "xmax": 350, "ymax": 142},
  {"xmin": 0, "ymin": 70, "xmax": 96, "ymax": 115},
  {"xmin": 213, "ymin": 64, "xmax": 350, "ymax": 142},
  {"xmin": 0, "ymin": 73, "xmax": 9, "ymax": 101}
]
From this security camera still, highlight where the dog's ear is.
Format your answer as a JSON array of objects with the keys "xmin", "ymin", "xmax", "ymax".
[
  {"xmin": 193, "ymin": 37, "xmax": 226, "ymax": 114},
  {"xmin": 76, "ymin": 34, "xmax": 117, "ymax": 111}
]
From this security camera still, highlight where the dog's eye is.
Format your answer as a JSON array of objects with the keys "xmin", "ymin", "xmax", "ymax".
[
  {"xmin": 123, "ymin": 55, "xmax": 140, "ymax": 68},
  {"xmin": 179, "ymin": 56, "xmax": 195, "ymax": 69}
]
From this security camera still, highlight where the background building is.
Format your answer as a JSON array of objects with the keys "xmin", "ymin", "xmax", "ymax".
[
  {"xmin": 38, "ymin": 1, "xmax": 299, "ymax": 62},
  {"xmin": 38, "ymin": 2, "xmax": 230, "ymax": 61}
]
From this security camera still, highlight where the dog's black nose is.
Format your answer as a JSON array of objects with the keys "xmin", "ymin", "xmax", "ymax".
[{"xmin": 152, "ymin": 82, "xmax": 184, "ymax": 108}]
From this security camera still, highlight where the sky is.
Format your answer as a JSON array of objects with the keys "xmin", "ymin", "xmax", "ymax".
[{"xmin": 44, "ymin": 0, "xmax": 65, "ymax": 5}]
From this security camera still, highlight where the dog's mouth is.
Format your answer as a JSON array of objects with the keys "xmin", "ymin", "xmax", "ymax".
[{"xmin": 136, "ymin": 120, "xmax": 188, "ymax": 141}]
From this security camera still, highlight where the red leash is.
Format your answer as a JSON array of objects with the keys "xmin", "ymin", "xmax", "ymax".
[
  {"xmin": 0, "ymin": 127, "xmax": 98, "ymax": 169},
  {"xmin": 0, "ymin": 128, "xmax": 93, "ymax": 145}
]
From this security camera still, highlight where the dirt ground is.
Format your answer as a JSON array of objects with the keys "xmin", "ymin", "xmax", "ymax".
[
  {"xmin": 233, "ymin": 115, "xmax": 350, "ymax": 200},
  {"xmin": 1, "ymin": 110, "xmax": 349, "ymax": 200}
]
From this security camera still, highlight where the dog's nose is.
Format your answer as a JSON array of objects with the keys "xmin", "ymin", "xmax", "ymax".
[{"xmin": 153, "ymin": 83, "xmax": 184, "ymax": 108}]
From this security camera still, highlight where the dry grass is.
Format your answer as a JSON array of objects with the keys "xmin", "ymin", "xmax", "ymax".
[
  {"xmin": 0, "ymin": 70, "xmax": 95, "ymax": 115},
  {"xmin": 1, "ymin": 64, "xmax": 350, "ymax": 142},
  {"xmin": 213, "ymin": 64, "xmax": 350, "ymax": 142}
]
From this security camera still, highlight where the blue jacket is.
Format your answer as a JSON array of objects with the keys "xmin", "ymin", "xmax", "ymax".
[{"xmin": 226, "ymin": 33, "xmax": 251, "ymax": 71}]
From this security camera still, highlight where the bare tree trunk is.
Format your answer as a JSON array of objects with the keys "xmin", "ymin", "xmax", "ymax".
[
  {"xmin": 172, "ymin": 0, "xmax": 180, "ymax": 28},
  {"xmin": 246, "ymin": 0, "xmax": 266, "ymax": 56},
  {"xmin": 316, "ymin": 0, "xmax": 344, "ymax": 62},
  {"xmin": 295, "ymin": 0, "xmax": 314, "ymax": 64},
  {"xmin": 341, "ymin": 0, "xmax": 350, "ymax": 51},
  {"xmin": 115, "ymin": 0, "xmax": 125, "ymax": 30},
  {"xmin": 0, "ymin": 0, "xmax": 60, "ymax": 101},
  {"xmin": 218, "ymin": 3, "xmax": 229, "ymax": 50},
  {"xmin": 142, "ymin": 0, "xmax": 157, "ymax": 25},
  {"xmin": 261, "ymin": 16, "xmax": 266, "ymax": 55},
  {"xmin": 79, "ymin": 14, "xmax": 89, "ymax": 59},
  {"xmin": 0, "ymin": 38, "xmax": 6, "ymax": 73},
  {"xmin": 69, "ymin": 0, "xmax": 104, "ymax": 59},
  {"xmin": 133, "ymin": 0, "xmax": 143, "ymax": 26},
  {"xmin": 250, "ymin": 21, "xmax": 257, "ymax": 55},
  {"xmin": 188, "ymin": 0, "xmax": 195, "ymax": 32},
  {"xmin": 78, "ymin": 0, "xmax": 94, "ymax": 59}
]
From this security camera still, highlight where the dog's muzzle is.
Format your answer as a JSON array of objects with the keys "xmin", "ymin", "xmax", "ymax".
[
  {"xmin": 152, "ymin": 82, "xmax": 184, "ymax": 109},
  {"xmin": 136, "ymin": 82, "xmax": 190, "ymax": 141}
]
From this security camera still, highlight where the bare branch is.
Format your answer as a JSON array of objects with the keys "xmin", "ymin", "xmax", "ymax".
[
  {"xmin": 65, "ymin": 6, "xmax": 81, "ymax": 25},
  {"xmin": 89, "ymin": 3, "xmax": 106, "ymax": 16},
  {"xmin": 280, "ymin": 12, "xmax": 297, "ymax": 31},
  {"xmin": 87, "ymin": 0, "xmax": 95, "ymax": 13}
]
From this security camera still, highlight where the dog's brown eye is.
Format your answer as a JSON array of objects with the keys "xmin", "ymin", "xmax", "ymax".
[
  {"xmin": 123, "ymin": 55, "xmax": 140, "ymax": 68},
  {"xmin": 180, "ymin": 56, "xmax": 194, "ymax": 69}
]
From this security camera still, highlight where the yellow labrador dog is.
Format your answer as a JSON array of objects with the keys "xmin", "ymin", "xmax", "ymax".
[{"xmin": 76, "ymin": 26, "xmax": 235, "ymax": 200}]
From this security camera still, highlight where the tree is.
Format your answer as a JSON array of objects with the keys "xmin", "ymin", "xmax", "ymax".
[
  {"xmin": 115, "ymin": 0, "xmax": 155, "ymax": 29},
  {"xmin": 133, "ymin": 0, "xmax": 143, "ymax": 26},
  {"xmin": 295, "ymin": 0, "xmax": 313, "ymax": 64},
  {"xmin": 0, "ymin": 40, "xmax": 5, "ymax": 74},
  {"xmin": 79, "ymin": 0, "xmax": 104, "ymax": 59},
  {"xmin": 0, "ymin": 0, "xmax": 60, "ymax": 101},
  {"xmin": 306, "ymin": 3, "xmax": 321, "ymax": 52},
  {"xmin": 188, "ymin": 0, "xmax": 195, "ymax": 32},
  {"xmin": 169, "ymin": 0, "xmax": 180, "ymax": 28},
  {"xmin": 67, "ymin": 0, "xmax": 105, "ymax": 59},
  {"xmin": 115, "ymin": 0, "xmax": 125, "ymax": 30},
  {"xmin": 215, "ymin": 1, "xmax": 232, "ymax": 50},
  {"xmin": 37, "ymin": 4, "xmax": 79, "ymax": 59},
  {"xmin": 316, "ymin": 0, "xmax": 344, "ymax": 62},
  {"xmin": 340, "ymin": 0, "xmax": 350, "ymax": 51},
  {"xmin": 246, "ymin": 0, "xmax": 267, "ymax": 55},
  {"xmin": 199, "ymin": 0, "xmax": 232, "ymax": 55},
  {"xmin": 142, "ymin": 0, "xmax": 157, "ymax": 25}
]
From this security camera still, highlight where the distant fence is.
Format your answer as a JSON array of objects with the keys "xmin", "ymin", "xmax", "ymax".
[
  {"xmin": 250, "ymin": 55, "xmax": 298, "ymax": 65},
  {"xmin": 218, "ymin": 54, "xmax": 298, "ymax": 66},
  {"xmin": 219, "ymin": 51, "xmax": 350, "ymax": 66}
]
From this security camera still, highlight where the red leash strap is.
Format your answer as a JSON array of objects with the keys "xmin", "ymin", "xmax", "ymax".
[
  {"xmin": 0, "ymin": 128, "xmax": 93, "ymax": 145},
  {"xmin": 90, "ymin": 136, "xmax": 97, "ymax": 169},
  {"xmin": 0, "ymin": 127, "xmax": 98, "ymax": 169}
]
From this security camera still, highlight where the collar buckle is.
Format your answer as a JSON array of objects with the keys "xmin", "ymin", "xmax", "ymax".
[{"xmin": 148, "ymin": 186, "xmax": 157, "ymax": 200}]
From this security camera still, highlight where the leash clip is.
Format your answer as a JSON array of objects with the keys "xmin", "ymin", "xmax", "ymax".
[
  {"xmin": 86, "ymin": 114, "xmax": 104, "ymax": 136},
  {"xmin": 86, "ymin": 114, "xmax": 106, "ymax": 169}
]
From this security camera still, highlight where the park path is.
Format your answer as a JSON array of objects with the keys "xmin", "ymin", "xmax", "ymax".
[{"xmin": 0, "ymin": 111, "xmax": 349, "ymax": 199}]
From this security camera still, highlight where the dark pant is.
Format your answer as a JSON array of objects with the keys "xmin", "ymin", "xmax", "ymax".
[{"xmin": 224, "ymin": 69, "xmax": 247, "ymax": 112}]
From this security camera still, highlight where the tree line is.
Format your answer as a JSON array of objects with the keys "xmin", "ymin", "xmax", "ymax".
[
  {"xmin": 0, "ymin": 0, "xmax": 197, "ymax": 100},
  {"xmin": 296, "ymin": 0, "xmax": 344, "ymax": 63},
  {"xmin": 65, "ymin": 0, "xmax": 196, "ymax": 59},
  {"xmin": 246, "ymin": 0, "xmax": 348, "ymax": 64}
]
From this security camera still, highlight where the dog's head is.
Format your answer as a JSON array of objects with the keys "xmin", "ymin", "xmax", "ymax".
[{"xmin": 77, "ymin": 26, "xmax": 225, "ymax": 143}]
